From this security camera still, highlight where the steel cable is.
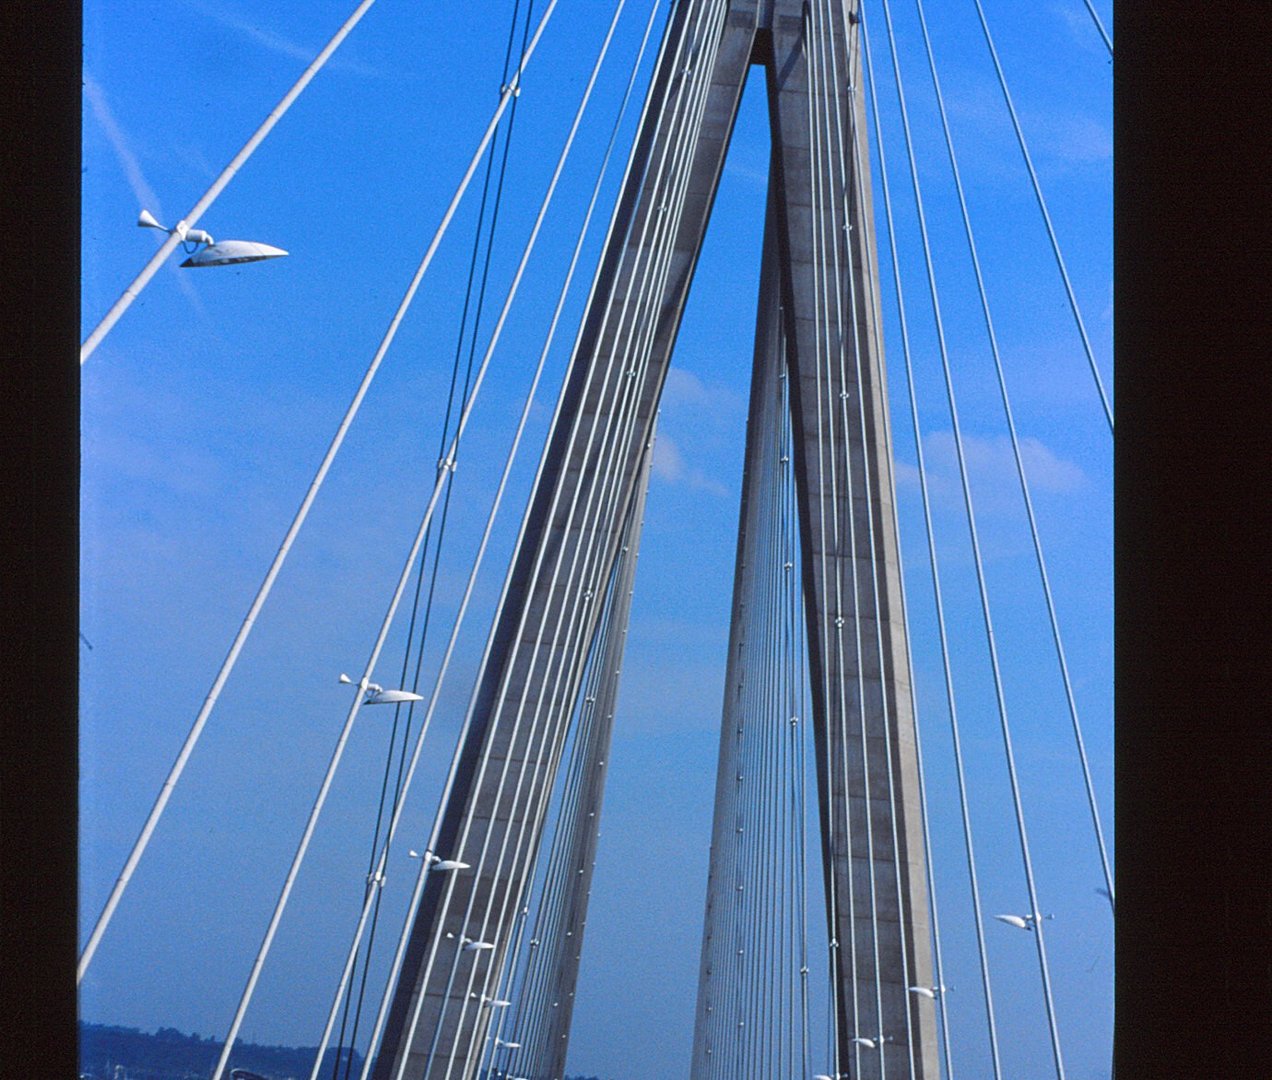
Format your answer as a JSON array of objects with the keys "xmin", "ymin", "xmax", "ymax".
[
  {"xmin": 876, "ymin": 0, "xmax": 1069, "ymax": 1072},
  {"xmin": 910, "ymin": 0, "xmax": 1114, "ymax": 914},
  {"xmin": 968, "ymin": 0, "xmax": 1113, "ymax": 432}
]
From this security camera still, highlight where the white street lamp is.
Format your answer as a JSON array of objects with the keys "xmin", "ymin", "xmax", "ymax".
[
  {"xmin": 339, "ymin": 672, "xmax": 424, "ymax": 705},
  {"xmin": 407, "ymin": 849, "xmax": 470, "ymax": 872},
  {"xmin": 138, "ymin": 209, "xmax": 288, "ymax": 267},
  {"xmin": 78, "ymin": 0, "xmax": 381, "ymax": 366},
  {"xmin": 994, "ymin": 912, "xmax": 1054, "ymax": 931}
]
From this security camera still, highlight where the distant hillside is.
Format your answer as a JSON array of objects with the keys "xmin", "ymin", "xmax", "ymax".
[
  {"xmin": 79, "ymin": 1022, "xmax": 610, "ymax": 1080},
  {"xmin": 79, "ymin": 1023, "xmax": 359, "ymax": 1080}
]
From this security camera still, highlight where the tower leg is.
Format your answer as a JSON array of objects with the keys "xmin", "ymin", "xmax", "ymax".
[{"xmin": 767, "ymin": 3, "xmax": 938, "ymax": 1073}]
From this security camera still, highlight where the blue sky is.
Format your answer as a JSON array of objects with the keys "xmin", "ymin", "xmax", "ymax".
[{"xmin": 80, "ymin": 2, "xmax": 1111, "ymax": 1077}]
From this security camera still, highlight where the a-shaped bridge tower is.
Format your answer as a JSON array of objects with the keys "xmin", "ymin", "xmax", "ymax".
[{"xmin": 373, "ymin": 2, "xmax": 938, "ymax": 1077}]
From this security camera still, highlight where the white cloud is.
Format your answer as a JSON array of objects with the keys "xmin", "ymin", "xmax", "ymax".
[
  {"xmin": 650, "ymin": 369, "xmax": 743, "ymax": 497},
  {"xmin": 893, "ymin": 460, "xmax": 921, "ymax": 488},
  {"xmin": 943, "ymin": 79, "xmax": 1109, "ymax": 179},
  {"xmin": 1019, "ymin": 435, "xmax": 1087, "ymax": 492},
  {"xmin": 723, "ymin": 159, "xmax": 768, "ymax": 188},
  {"xmin": 1050, "ymin": 2, "xmax": 1110, "ymax": 56},
  {"xmin": 897, "ymin": 430, "xmax": 1086, "ymax": 505},
  {"xmin": 660, "ymin": 366, "xmax": 741, "ymax": 412},
  {"xmin": 1033, "ymin": 113, "xmax": 1112, "ymax": 167},
  {"xmin": 651, "ymin": 432, "xmax": 728, "ymax": 496},
  {"xmin": 651, "ymin": 430, "xmax": 685, "ymax": 482}
]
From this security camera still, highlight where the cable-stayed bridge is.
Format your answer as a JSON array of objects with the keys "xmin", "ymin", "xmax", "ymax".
[{"xmin": 78, "ymin": 2, "xmax": 1112, "ymax": 1079}]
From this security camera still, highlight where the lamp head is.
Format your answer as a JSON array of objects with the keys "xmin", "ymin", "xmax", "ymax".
[{"xmin": 181, "ymin": 240, "xmax": 288, "ymax": 268}]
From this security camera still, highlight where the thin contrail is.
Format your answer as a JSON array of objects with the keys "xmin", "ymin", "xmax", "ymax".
[
  {"xmin": 180, "ymin": 0, "xmax": 384, "ymax": 77},
  {"xmin": 83, "ymin": 72, "xmax": 208, "ymax": 321}
]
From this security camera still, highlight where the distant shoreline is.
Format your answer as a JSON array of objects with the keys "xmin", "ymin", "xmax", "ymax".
[{"xmin": 78, "ymin": 1021, "xmax": 613, "ymax": 1080}]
